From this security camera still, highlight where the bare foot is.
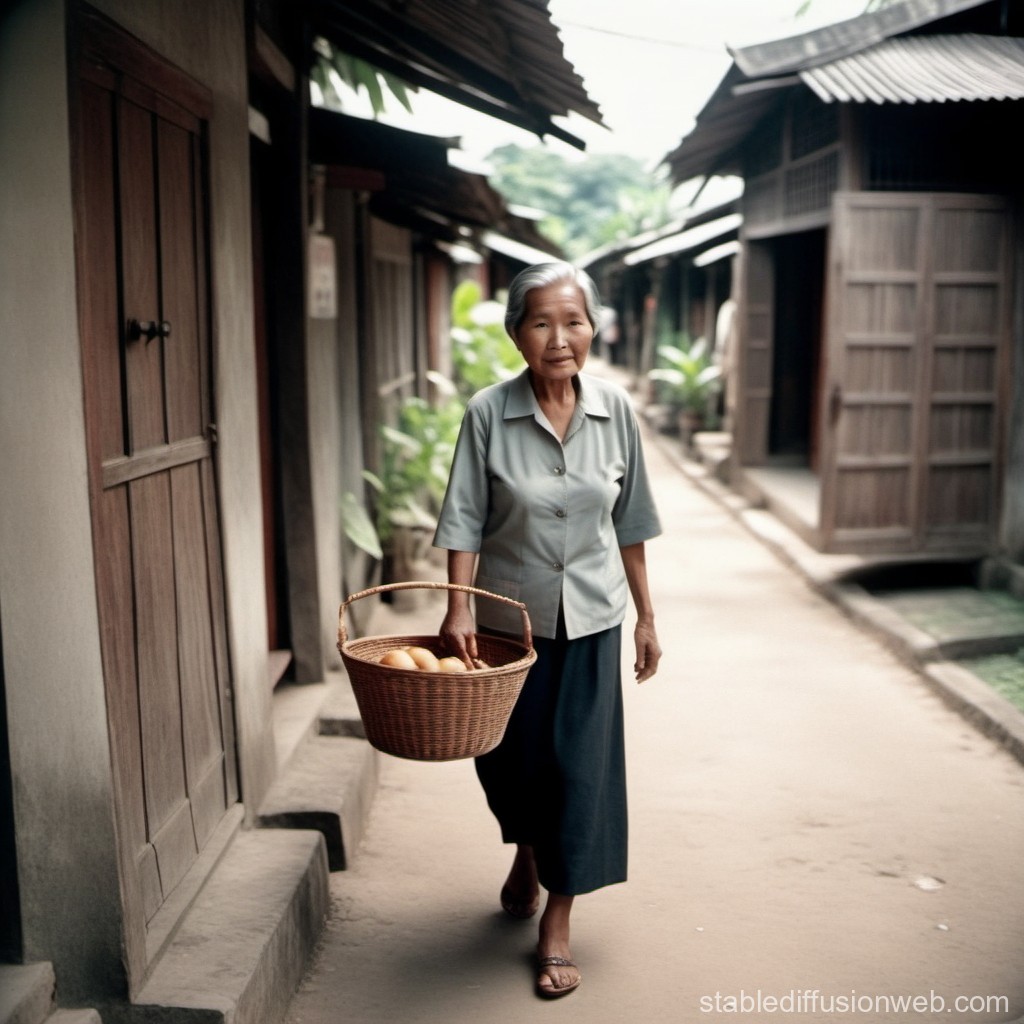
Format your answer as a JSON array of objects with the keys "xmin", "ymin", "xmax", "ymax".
[{"xmin": 500, "ymin": 845, "xmax": 540, "ymax": 919}]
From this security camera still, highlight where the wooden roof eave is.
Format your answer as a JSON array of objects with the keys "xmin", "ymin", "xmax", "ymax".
[{"xmin": 307, "ymin": 0, "xmax": 595, "ymax": 147}]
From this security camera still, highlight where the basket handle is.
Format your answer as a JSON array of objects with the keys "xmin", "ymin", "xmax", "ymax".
[{"xmin": 337, "ymin": 580, "xmax": 533, "ymax": 651}]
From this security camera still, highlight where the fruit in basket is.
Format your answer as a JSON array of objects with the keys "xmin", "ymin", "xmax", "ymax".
[
  {"xmin": 437, "ymin": 656, "xmax": 469, "ymax": 673},
  {"xmin": 405, "ymin": 646, "xmax": 441, "ymax": 672},
  {"xmin": 471, "ymin": 657, "xmax": 491, "ymax": 670},
  {"xmin": 379, "ymin": 648, "xmax": 418, "ymax": 670}
]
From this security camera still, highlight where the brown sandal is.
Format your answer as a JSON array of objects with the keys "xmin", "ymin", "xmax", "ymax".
[
  {"xmin": 536, "ymin": 955, "xmax": 581, "ymax": 998},
  {"xmin": 500, "ymin": 885, "xmax": 539, "ymax": 919}
]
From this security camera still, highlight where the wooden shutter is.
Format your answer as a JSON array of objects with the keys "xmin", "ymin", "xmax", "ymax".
[{"xmin": 820, "ymin": 192, "xmax": 1010, "ymax": 553}]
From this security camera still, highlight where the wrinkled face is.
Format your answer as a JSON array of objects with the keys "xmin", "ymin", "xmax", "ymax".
[{"xmin": 511, "ymin": 281, "xmax": 594, "ymax": 382}]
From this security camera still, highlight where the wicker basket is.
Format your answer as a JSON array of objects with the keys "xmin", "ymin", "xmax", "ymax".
[{"xmin": 337, "ymin": 581, "xmax": 537, "ymax": 761}]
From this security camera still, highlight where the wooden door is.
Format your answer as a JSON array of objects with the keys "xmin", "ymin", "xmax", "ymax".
[
  {"xmin": 820, "ymin": 192, "xmax": 1010, "ymax": 553},
  {"xmin": 735, "ymin": 240, "xmax": 775, "ymax": 464},
  {"xmin": 74, "ymin": 12, "xmax": 238, "ymax": 970}
]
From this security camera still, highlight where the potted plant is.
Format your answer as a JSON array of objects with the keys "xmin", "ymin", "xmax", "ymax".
[{"xmin": 647, "ymin": 335, "xmax": 722, "ymax": 442}]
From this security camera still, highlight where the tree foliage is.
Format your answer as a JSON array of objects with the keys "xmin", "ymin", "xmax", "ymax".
[{"xmin": 486, "ymin": 144, "xmax": 673, "ymax": 260}]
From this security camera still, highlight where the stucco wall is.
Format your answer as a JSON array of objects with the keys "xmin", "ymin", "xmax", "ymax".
[
  {"xmin": 1, "ymin": 0, "xmax": 275, "ymax": 1001},
  {"xmin": 0, "ymin": 0, "xmax": 126, "ymax": 999}
]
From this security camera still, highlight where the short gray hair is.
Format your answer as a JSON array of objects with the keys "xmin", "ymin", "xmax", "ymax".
[{"xmin": 503, "ymin": 262, "xmax": 601, "ymax": 339}]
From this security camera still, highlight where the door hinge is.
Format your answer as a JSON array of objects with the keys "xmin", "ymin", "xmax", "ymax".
[{"xmin": 206, "ymin": 423, "xmax": 218, "ymax": 445}]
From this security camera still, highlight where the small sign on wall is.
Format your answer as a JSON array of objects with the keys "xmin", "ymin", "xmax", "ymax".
[{"xmin": 308, "ymin": 234, "xmax": 337, "ymax": 319}]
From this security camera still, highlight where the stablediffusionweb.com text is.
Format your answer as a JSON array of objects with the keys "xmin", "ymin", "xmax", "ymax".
[{"xmin": 698, "ymin": 989, "xmax": 1010, "ymax": 1015}]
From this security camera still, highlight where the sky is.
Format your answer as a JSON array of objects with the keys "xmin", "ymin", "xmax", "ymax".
[{"xmin": 340, "ymin": 0, "xmax": 871, "ymax": 170}]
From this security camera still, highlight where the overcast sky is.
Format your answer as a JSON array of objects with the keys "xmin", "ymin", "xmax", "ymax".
[{"xmin": 332, "ymin": 0, "xmax": 869, "ymax": 169}]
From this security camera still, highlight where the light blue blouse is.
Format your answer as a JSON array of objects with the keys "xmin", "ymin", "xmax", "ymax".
[{"xmin": 433, "ymin": 369, "xmax": 662, "ymax": 640}]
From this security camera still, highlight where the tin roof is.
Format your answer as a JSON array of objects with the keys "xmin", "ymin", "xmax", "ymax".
[
  {"xmin": 306, "ymin": 0, "xmax": 603, "ymax": 148},
  {"xmin": 623, "ymin": 213, "xmax": 742, "ymax": 266},
  {"xmin": 663, "ymin": 0, "xmax": 1021, "ymax": 182},
  {"xmin": 730, "ymin": 0, "xmax": 991, "ymax": 76},
  {"xmin": 802, "ymin": 33, "xmax": 1024, "ymax": 103}
]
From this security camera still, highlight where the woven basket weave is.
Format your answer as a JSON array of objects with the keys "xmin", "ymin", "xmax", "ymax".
[{"xmin": 337, "ymin": 581, "xmax": 537, "ymax": 761}]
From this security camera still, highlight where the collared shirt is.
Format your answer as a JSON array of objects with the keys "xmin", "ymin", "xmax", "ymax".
[{"xmin": 433, "ymin": 369, "xmax": 662, "ymax": 640}]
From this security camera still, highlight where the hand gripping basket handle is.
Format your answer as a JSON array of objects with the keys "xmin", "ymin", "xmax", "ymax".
[{"xmin": 337, "ymin": 580, "xmax": 534, "ymax": 650}]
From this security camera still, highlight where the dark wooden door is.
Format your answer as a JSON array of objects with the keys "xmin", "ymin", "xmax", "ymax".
[
  {"xmin": 74, "ymin": 13, "xmax": 238, "ymax": 970},
  {"xmin": 819, "ymin": 192, "xmax": 1010, "ymax": 553}
]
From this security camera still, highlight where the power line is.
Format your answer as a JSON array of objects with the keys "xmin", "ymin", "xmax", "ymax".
[{"xmin": 557, "ymin": 19, "xmax": 726, "ymax": 54}]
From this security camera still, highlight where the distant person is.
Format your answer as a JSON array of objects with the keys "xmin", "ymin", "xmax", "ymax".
[
  {"xmin": 434, "ymin": 261, "xmax": 663, "ymax": 998},
  {"xmin": 713, "ymin": 297, "xmax": 737, "ymax": 430}
]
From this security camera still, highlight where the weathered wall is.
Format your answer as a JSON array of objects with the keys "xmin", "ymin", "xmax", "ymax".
[
  {"xmin": 0, "ymin": 0, "xmax": 274, "ymax": 1001},
  {"xmin": 0, "ymin": 0, "xmax": 126, "ymax": 999}
]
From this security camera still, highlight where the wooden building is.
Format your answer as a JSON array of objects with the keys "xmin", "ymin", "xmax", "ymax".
[
  {"xmin": 0, "ymin": 0, "xmax": 596, "ymax": 1017},
  {"xmin": 662, "ymin": 0, "xmax": 1024, "ymax": 570}
]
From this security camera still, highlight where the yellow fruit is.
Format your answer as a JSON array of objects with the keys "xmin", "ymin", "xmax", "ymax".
[
  {"xmin": 405, "ymin": 646, "xmax": 440, "ymax": 672},
  {"xmin": 379, "ymin": 648, "xmax": 417, "ymax": 670},
  {"xmin": 437, "ymin": 656, "xmax": 469, "ymax": 673}
]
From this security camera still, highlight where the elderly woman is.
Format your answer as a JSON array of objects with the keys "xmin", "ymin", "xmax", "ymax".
[{"xmin": 434, "ymin": 262, "xmax": 662, "ymax": 998}]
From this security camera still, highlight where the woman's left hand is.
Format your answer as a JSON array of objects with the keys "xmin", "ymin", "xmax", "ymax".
[{"xmin": 633, "ymin": 620, "xmax": 662, "ymax": 683}]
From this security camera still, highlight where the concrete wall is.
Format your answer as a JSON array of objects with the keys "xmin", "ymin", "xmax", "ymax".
[
  {"xmin": 0, "ymin": 0, "xmax": 126, "ymax": 999},
  {"xmin": 0, "ymin": 0, "xmax": 275, "ymax": 1001}
]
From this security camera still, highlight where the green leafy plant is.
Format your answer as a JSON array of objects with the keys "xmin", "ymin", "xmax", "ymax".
[
  {"xmin": 648, "ymin": 335, "xmax": 722, "ymax": 414},
  {"xmin": 359, "ymin": 377, "xmax": 465, "ymax": 550},
  {"xmin": 310, "ymin": 38, "xmax": 415, "ymax": 116},
  {"xmin": 342, "ymin": 283, "xmax": 524, "ymax": 562},
  {"xmin": 340, "ymin": 490, "xmax": 383, "ymax": 560},
  {"xmin": 450, "ymin": 280, "xmax": 524, "ymax": 401}
]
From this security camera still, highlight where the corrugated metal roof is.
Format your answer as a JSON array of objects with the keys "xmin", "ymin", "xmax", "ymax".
[
  {"xmin": 662, "ymin": 0, "xmax": 1020, "ymax": 182},
  {"xmin": 801, "ymin": 33, "xmax": 1024, "ymax": 103},
  {"xmin": 731, "ymin": 0, "xmax": 989, "ymax": 77},
  {"xmin": 307, "ymin": 0, "xmax": 602, "ymax": 148},
  {"xmin": 623, "ymin": 213, "xmax": 742, "ymax": 266}
]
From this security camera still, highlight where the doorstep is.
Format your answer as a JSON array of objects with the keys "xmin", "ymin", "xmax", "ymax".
[{"xmin": 128, "ymin": 829, "xmax": 328, "ymax": 1024}]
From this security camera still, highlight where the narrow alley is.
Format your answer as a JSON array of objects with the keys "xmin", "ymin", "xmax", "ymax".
[{"xmin": 284, "ymin": 409, "xmax": 1024, "ymax": 1024}]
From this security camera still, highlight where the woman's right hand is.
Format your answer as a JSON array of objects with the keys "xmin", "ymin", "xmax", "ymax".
[
  {"xmin": 439, "ymin": 605, "xmax": 478, "ymax": 669},
  {"xmin": 442, "ymin": 549, "xmax": 481, "ymax": 669}
]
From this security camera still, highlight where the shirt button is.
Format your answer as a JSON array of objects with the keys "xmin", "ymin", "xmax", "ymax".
[
  {"xmin": 554, "ymin": 466, "xmax": 564, "ymax": 475},
  {"xmin": 555, "ymin": 509, "xmax": 566, "ymax": 518},
  {"xmin": 552, "ymin": 562, "xmax": 564, "ymax": 572}
]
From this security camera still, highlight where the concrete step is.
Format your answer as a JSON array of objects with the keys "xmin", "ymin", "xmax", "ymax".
[
  {"xmin": 0, "ymin": 963, "xmax": 54, "ymax": 1024},
  {"xmin": 132, "ymin": 829, "xmax": 327, "ymax": 1024},
  {"xmin": 0, "ymin": 964, "xmax": 102, "ymax": 1024},
  {"xmin": 48, "ymin": 1012, "xmax": 101, "ymax": 1024},
  {"xmin": 258, "ymin": 734, "xmax": 379, "ymax": 871}
]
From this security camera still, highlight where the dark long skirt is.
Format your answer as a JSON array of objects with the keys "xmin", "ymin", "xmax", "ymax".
[{"xmin": 475, "ymin": 619, "xmax": 626, "ymax": 896}]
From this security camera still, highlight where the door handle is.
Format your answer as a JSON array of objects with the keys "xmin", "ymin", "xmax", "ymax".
[
  {"xmin": 829, "ymin": 382, "xmax": 843, "ymax": 425},
  {"xmin": 127, "ymin": 318, "xmax": 172, "ymax": 342}
]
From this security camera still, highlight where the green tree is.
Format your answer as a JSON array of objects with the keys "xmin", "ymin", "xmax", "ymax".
[{"xmin": 487, "ymin": 144, "xmax": 672, "ymax": 260}]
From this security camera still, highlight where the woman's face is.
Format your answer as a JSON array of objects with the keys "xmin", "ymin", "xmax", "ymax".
[{"xmin": 512, "ymin": 281, "xmax": 594, "ymax": 382}]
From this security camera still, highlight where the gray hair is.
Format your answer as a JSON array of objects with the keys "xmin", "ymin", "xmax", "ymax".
[{"xmin": 503, "ymin": 262, "xmax": 601, "ymax": 339}]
